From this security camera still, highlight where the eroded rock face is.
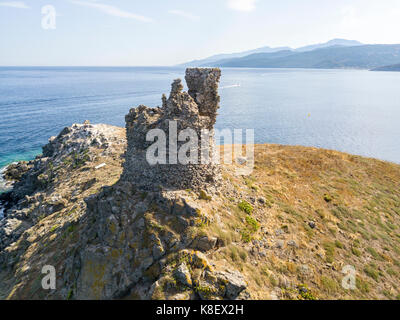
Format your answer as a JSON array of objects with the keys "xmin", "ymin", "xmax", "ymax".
[
  {"xmin": 68, "ymin": 70, "xmax": 248, "ymax": 301},
  {"xmin": 122, "ymin": 68, "xmax": 222, "ymax": 192},
  {"xmin": 0, "ymin": 122, "xmax": 125, "ymax": 255},
  {"xmin": 1, "ymin": 69, "xmax": 249, "ymax": 301}
]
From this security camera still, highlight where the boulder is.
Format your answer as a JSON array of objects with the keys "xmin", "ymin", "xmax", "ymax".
[
  {"xmin": 174, "ymin": 263, "xmax": 192, "ymax": 287},
  {"xmin": 215, "ymin": 270, "xmax": 247, "ymax": 300},
  {"xmin": 194, "ymin": 236, "xmax": 218, "ymax": 252}
]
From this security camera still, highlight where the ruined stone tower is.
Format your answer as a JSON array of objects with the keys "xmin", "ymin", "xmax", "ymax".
[{"xmin": 122, "ymin": 68, "xmax": 222, "ymax": 191}]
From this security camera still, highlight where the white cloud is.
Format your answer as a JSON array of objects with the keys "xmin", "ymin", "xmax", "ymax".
[
  {"xmin": 227, "ymin": 0, "xmax": 257, "ymax": 12},
  {"xmin": 0, "ymin": 1, "xmax": 29, "ymax": 9},
  {"xmin": 336, "ymin": 3, "xmax": 400, "ymax": 43},
  {"xmin": 339, "ymin": 5, "xmax": 359, "ymax": 29},
  {"xmin": 168, "ymin": 9, "xmax": 199, "ymax": 21},
  {"xmin": 70, "ymin": 1, "xmax": 153, "ymax": 22}
]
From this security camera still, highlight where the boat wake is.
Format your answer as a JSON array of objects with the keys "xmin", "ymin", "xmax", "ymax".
[{"xmin": 220, "ymin": 84, "xmax": 241, "ymax": 89}]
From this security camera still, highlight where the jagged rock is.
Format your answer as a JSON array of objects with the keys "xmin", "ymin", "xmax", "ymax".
[
  {"xmin": 3, "ymin": 162, "xmax": 31, "ymax": 182},
  {"xmin": 48, "ymin": 196, "xmax": 67, "ymax": 213},
  {"xmin": 193, "ymin": 235, "xmax": 218, "ymax": 252},
  {"xmin": 299, "ymin": 264, "xmax": 310, "ymax": 276},
  {"xmin": 199, "ymin": 190, "xmax": 212, "ymax": 201},
  {"xmin": 174, "ymin": 263, "xmax": 192, "ymax": 287},
  {"xmin": 236, "ymin": 157, "xmax": 247, "ymax": 165},
  {"xmin": 236, "ymin": 290, "xmax": 251, "ymax": 300},
  {"xmin": 190, "ymin": 251, "xmax": 210, "ymax": 270},
  {"xmin": 170, "ymin": 292, "xmax": 192, "ymax": 300},
  {"xmin": 215, "ymin": 270, "xmax": 247, "ymax": 300},
  {"xmin": 259, "ymin": 249, "xmax": 267, "ymax": 257},
  {"xmin": 152, "ymin": 243, "xmax": 165, "ymax": 260},
  {"xmin": 269, "ymin": 289, "xmax": 281, "ymax": 300},
  {"xmin": 122, "ymin": 68, "xmax": 222, "ymax": 191},
  {"xmin": 288, "ymin": 240, "xmax": 298, "ymax": 248},
  {"xmin": 196, "ymin": 282, "xmax": 221, "ymax": 300},
  {"xmin": 278, "ymin": 275, "xmax": 292, "ymax": 289},
  {"xmin": 0, "ymin": 69, "xmax": 251, "ymax": 301},
  {"xmin": 258, "ymin": 197, "xmax": 266, "ymax": 204},
  {"xmin": 275, "ymin": 240, "xmax": 285, "ymax": 249}
]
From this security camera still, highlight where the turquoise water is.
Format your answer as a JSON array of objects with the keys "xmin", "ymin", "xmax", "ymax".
[{"xmin": 1, "ymin": 67, "xmax": 400, "ymax": 182}]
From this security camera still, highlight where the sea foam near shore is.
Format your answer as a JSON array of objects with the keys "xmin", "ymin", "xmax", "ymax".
[
  {"xmin": 0, "ymin": 165, "xmax": 10, "ymax": 219},
  {"xmin": 0, "ymin": 165, "xmax": 13, "ymax": 193}
]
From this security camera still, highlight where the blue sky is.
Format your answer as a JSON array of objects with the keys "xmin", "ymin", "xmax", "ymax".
[{"xmin": 1, "ymin": 0, "xmax": 400, "ymax": 66}]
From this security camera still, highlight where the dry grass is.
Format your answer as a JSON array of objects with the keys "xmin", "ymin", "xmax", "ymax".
[
  {"xmin": 210, "ymin": 144, "xmax": 400, "ymax": 300},
  {"xmin": 3, "ymin": 140, "xmax": 400, "ymax": 300}
]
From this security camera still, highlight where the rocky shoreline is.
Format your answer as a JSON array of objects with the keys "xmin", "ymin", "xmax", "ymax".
[
  {"xmin": 0, "ymin": 165, "xmax": 13, "ymax": 193},
  {"xmin": 0, "ymin": 68, "xmax": 251, "ymax": 300},
  {"xmin": 2, "ymin": 68, "xmax": 400, "ymax": 300},
  {"xmin": 0, "ymin": 166, "xmax": 13, "ymax": 219}
]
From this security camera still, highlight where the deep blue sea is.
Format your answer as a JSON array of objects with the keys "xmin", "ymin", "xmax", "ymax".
[{"xmin": 1, "ymin": 66, "xmax": 400, "ymax": 192}]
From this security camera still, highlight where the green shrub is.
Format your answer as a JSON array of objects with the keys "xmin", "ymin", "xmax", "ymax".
[
  {"xmin": 323, "ymin": 242, "xmax": 335, "ymax": 263},
  {"xmin": 67, "ymin": 289, "xmax": 74, "ymax": 300},
  {"xmin": 351, "ymin": 247, "xmax": 361, "ymax": 257},
  {"xmin": 386, "ymin": 268, "xmax": 398, "ymax": 277},
  {"xmin": 298, "ymin": 284, "xmax": 317, "ymax": 300},
  {"xmin": 71, "ymin": 149, "xmax": 90, "ymax": 169},
  {"xmin": 238, "ymin": 201, "xmax": 253, "ymax": 215},
  {"xmin": 335, "ymin": 240, "xmax": 344, "ymax": 249},
  {"xmin": 246, "ymin": 216, "xmax": 260, "ymax": 232},
  {"xmin": 364, "ymin": 265, "xmax": 379, "ymax": 281},
  {"xmin": 240, "ymin": 230, "xmax": 252, "ymax": 243},
  {"xmin": 50, "ymin": 224, "xmax": 60, "ymax": 233},
  {"xmin": 199, "ymin": 190, "xmax": 212, "ymax": 201},
  {"xmin": 366, "ymin": 247, "xmax": 383, "ymax": 261},
  {"xmin": 324, "ymin": 194, "xmax": 333, "ymax": 203},
  {"xmin": 321, "ymin": 276, "xmax": 339, "ymax": 294},
  {"xmin": 356, "ymin": 278, "xmax": 370, "ymax": 293}
]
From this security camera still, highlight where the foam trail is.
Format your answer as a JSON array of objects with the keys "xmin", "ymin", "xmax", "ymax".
[
  {"xmin": 0, "ymin": 165, "xmax": 11, "ymax": 219},
  {"xmin": 220, "ymin": 84, "xmax": 240, "ymax": 89}
]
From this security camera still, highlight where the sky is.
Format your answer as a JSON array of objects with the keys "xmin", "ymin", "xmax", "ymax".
[{"xmin": 1, "ymin": 0, "xmax": 400, "ymax": 66}]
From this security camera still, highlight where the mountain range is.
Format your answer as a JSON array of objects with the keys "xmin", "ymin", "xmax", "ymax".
[
  {"xmin": 371, "ymin": 63, "xmax": 400, "ymax": 72},
  {"xmin": 181, "ymin": 39, "xmax": 400, "ymax": 70}
]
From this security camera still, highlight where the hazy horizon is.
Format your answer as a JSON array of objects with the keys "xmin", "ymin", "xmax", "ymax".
[{"xmin": 1, "ymin": 0, "xmax": 400, "ymax": 66}]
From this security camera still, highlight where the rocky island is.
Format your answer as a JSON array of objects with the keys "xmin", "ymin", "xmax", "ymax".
[{"xmin": 1, "ymin": 68, "xmax": 400, "ymax": 300}]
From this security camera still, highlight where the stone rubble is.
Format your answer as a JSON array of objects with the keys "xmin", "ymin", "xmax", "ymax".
[
  {"xmin": 122, "ymin": 68, "xmax": 222, "ymax": 192},
  {"xmin": 0, "ymin": 69, "xmax": 249, "ymax": 301}
]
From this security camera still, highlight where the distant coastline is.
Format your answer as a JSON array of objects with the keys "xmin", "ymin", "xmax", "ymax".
[
  {"xmin": 371, "ymin": 63, "xmax": 400, "ymax": 72},
  {"xmin": 180, "ymin": 39, "xmax": 400, "ymax": 71}
]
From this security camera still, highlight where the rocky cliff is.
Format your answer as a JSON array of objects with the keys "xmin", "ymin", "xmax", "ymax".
[
  {"xmin": 0, "ymin": 68, "xmax": 248, "ymax": 300},
  {"xmin": 1, "ymin": 69, "xmax": 400, "ymax": 300}
]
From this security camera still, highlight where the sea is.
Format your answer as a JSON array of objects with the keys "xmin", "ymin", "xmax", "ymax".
[{"xmin": 1, "ymin": 66, "xmax": 400, "ymax": 195}]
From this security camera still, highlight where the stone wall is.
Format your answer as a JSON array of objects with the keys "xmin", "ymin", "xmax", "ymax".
[{"xmin": 122, "ymin": 68, "xmax": 222, "ymax": 191}]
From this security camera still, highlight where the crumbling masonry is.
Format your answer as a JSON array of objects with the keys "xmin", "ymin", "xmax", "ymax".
[{"xmin": 122, "ymin": 68, "xmax": 222, "ymax": 191}]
